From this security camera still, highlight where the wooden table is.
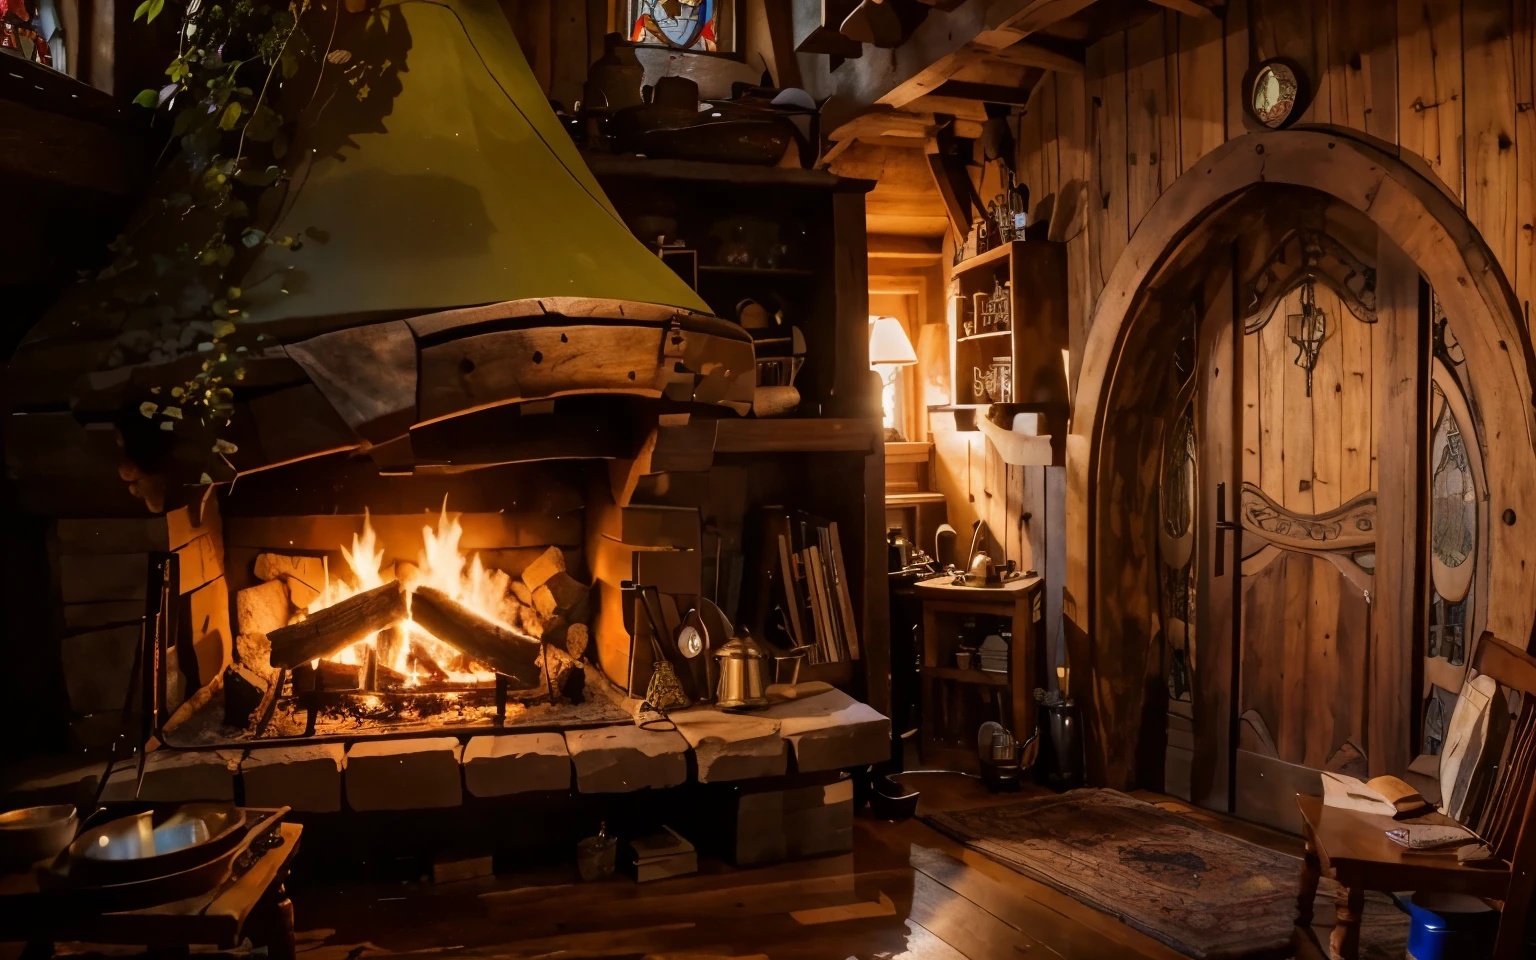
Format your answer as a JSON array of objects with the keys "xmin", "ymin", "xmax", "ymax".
[
  {"xmin": 0, "ymin": 819, "xmax": 302, "ymax": 958},
  {"xmin": 914, "ymin": 576, "xmax": 1042, "ymax": 771}
]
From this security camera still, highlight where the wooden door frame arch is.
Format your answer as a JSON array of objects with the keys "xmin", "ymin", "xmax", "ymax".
[{"xmin": 1066, "ymin": 127, "xmax": 1536, "ymax": 790}]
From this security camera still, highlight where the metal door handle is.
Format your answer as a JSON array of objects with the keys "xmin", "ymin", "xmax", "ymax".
[{"xmin": 1214, "ymin": 481, "xmax": 1238, "ymax": 577}]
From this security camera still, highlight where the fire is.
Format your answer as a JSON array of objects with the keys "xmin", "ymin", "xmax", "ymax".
[{"xmin": 306, "ymin": 501, "xmax": 515, "ymax": 685}]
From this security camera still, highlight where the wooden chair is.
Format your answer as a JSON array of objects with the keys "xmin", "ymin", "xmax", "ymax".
[{"xmin": 1294, "ymin": 632, "xmax": 1536, "ymax": 959}]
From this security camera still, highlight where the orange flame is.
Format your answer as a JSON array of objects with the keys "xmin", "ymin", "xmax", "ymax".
[{"xmin": 306, "ymin": 500, "xmax": 515, "ymax": 685}]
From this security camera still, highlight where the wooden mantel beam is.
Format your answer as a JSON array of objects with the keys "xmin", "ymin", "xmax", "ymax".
[{"xmin": 1143, "ymin": 0, "xmax": 1219, "ymax": 19}]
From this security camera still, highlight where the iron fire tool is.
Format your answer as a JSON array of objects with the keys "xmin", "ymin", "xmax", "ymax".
[{"xmin": 635, "ymin": 585, "xmax": 691, "ymax": 729}]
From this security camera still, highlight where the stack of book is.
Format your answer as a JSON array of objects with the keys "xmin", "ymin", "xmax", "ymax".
[
  {"xmin": 625, "ymin": 826, "xmax": 697, "ymax": 882},
  {"xmin": 762, "ymin": 510, "xmax": 861, "ymax": 665}
]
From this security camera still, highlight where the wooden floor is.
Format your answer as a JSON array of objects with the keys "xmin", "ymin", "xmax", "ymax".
[{"xmin": 288, "ymin": 775, "xmax": 1311, "ymax": 960}]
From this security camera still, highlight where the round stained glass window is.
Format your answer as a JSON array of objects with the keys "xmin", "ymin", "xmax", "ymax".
[{"xmin": 1250, "ymin": 61, "xmax": 1300, "ymax": 129}]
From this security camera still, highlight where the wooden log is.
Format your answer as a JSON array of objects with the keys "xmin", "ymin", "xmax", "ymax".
[
  {"xmin": 291, "ymin": 658, "xmax": 364, "ymax": 692},
  {"xmin": 409, "ymin": 586, "xmax": 543, "ymax": 686},
  {"xmin": 267, "ymin": 581, "xmax": 407, "ymax": 669}
]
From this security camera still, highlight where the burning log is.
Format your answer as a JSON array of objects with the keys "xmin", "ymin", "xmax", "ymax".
[
  {"xmin": 409, "ymin": 586, "xmax": 543, "ymax": 687},
  {"xmin": 292, "ymin": 658, "xmax": 365, "ymax": 692},
  {"xmin": 268, "ymin": 580, "xmax": 408, "ymax": 669}
]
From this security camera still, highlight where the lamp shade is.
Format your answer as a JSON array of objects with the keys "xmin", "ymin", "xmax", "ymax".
[{"xmin": 869, "ymin": 316, "xmax": 918, "ymax": 366}]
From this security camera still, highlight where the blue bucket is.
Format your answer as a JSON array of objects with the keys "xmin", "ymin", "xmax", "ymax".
[{"xmin": 1403, "ymin": 892, "xmax": 1498, "ymax": 960}]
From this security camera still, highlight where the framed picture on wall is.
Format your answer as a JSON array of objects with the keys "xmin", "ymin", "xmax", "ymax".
[{"xmin": 627, "ymin": 0, "xmax": 735, "ymax": 54}]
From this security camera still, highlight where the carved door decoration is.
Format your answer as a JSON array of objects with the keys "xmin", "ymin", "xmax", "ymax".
[
  {"xmin": 1234, "ymin": 260, "xmax": 1379, "ymax": 831},
  {"xmin": 1423, "ymin": 294, "xmax": 1485, "ymax": 756}
]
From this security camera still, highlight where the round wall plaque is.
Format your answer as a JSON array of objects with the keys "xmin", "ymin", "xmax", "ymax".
[{"xmin": 1248, "ymin": 59, "xmax": 1303, "ymax": 129}]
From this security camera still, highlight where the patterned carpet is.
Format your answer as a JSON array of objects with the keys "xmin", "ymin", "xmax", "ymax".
[{"xmin": 923, "ymin": 789, "xmax": 1409, "ymax": 959}]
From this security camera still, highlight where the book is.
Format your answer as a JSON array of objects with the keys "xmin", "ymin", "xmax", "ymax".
[
  {"xmin": 1321, "ymin": 772, "xmax": 1435, "ymax": 820},
  {"xmin": 1385, "ymin": 823, "xmax": 1477, "ymax": 851}
]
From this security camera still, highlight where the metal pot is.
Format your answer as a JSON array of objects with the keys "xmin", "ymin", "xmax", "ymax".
[{"xmin": 714, "ymin": 631, "xmax": 771, "ymax": 710}]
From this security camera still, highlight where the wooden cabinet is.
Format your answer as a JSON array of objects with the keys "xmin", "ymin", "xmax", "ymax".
[{"xmin": 914, "ymin": 577, "xmax": 1043, "ymax": 772}]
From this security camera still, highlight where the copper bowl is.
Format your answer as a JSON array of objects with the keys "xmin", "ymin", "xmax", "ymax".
[{"xmin": 65, "ymin": 803, "xmax": 245, "ymax": 885}]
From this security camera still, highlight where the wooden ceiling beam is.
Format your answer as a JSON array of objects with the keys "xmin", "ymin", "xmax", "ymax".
[
  {"xmin": 983, "ymin": 39, "xmax": 1085, "ymax": 74},
  {"xmin": 929, "ymin": 80, "xmax": 1036, "ymax": 105},
  {"xmin": 1142, "ymin": 0, "xmax": 1219, "ymax": 19},
  {"xmin": 867, "ymin": 234, "xmax": 946, "ymax": 260}
]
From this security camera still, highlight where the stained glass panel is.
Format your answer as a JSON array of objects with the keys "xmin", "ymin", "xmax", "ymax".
[
  {"xmin": 1, "ymin": 0, "xmax": 63, "ymax": 70},
  {"xmin": 629, "ymin": 0, "xmax": 722, "ymax": 52}
]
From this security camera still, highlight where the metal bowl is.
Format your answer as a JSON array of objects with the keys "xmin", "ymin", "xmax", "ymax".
[
  {"xmin": 0, "ymin": 804, "xmax": 78, "ymax": 871},
  {"xmin": 66, "ymin": 803, "xmax": 245, "ymax": 885}
]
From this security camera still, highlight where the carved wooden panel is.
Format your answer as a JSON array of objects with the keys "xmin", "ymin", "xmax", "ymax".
[
  {"xmin": 1239, "ymin": 482, "xmax": 1376, "ymax": 551},
  {"xmin": 1242, "ymin": 282, "xmax": 1377, "ymax": 514},
  {"xmin": 1239, "ymin": 550, "xmax": 1370, "ymax": 769}
]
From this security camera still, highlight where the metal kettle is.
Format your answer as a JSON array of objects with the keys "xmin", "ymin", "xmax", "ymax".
[{"xmin": 714, "ymin": 629, "xmax": 771, "ymax": 710}]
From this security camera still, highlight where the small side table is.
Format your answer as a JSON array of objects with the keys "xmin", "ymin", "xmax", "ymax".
[
  {"xmin": 914, "ymin": 575, "xmax": 1043, "ymax": 772},
  {"xmin": 0, "ymin": 818, "xmax": 302, "ymax": 959}
]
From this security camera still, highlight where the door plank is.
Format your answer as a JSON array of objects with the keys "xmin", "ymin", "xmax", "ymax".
[
  {"xmin": 1370, "ymin": 240, "xmax": 1425, "ymax": 777},
  {"xmin": 1310, "ymin": 285, "xmax": 1345, "ymax": 514},
  {"xmin": 1279, "ymin": 551, "xmax": 1311, "ymax": 761},
  {"xmin": 1257, "ymin": 307, "xmax": 1286, "ymax": 501},
  {"xmin": 1193, "ymin": 267, "xmax": 1237, "ymax": 811},
  {"xmin": 1396, "ymin": 0, "xmax": 1464, "ymax": 202},
  {"xmin": 1280, "ymin": 288, "xmax": 1316, "ymax": 516},
  {"xmin": 1338, "ymin": 299, "xmax": 1374, "ymax": 502},
  {"xmin": 1242, "ymin": 328, "xmax": 1261, "ymax": 486},
  {"xmin": 1305, "ymin": 554, "xmax": 1343, "ymax": 769}
]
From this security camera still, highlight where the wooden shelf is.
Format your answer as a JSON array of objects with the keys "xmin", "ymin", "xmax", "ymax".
[
  {"xmin": 582, "ymin": 152, "xmax": 871, "ymax": 192},
  {"xmin": 957, "ymin": 330, "xmax": 1012, "ymax": 343},
  {"xmin": 714, "ymin": 418, "xmax": 879, "ymax": 453},
  {"xmin": 951, "ymin": 240, "xmax": 1018, "ymax": 277},
  {"xmin": 885, "ymin": 492, "xmax": 946, "ymax": 506},
  {"xmin": 921, "ymin": 665, "xmax": 1010, "ymax": 686}
]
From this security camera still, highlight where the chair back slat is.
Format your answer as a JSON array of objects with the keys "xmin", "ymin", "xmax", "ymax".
[
  {"xmin": 1484, "ymin": 700, "xmax": 1536, "ymax": 861},
  {"xmin": 1474, "ymin": 632, "xmax": 1536, "ymax": 697}
]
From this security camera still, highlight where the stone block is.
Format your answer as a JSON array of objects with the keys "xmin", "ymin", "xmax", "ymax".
[
  {"xmin": 235, "ymin": 632, "xmax": 275, "ymax": 678},
  {"xmin": 565, "ymin": 725, "xmax": 688, "ymax": 794},
  {"xmin": 254, "ymin": 553, "xmax": 326, "ymax": 608},
  {"xmin": 242, "ymin": 744, "xmax": 345, "ymax": 812},
  {"xmin": 767, "ymin": 689, "xmax": 890, "ymax": 773},
  {"xmin": 136, "ymin": 750, "xmax": 242, "ymax": 802},
  {"xmin": 61, "ymin": 624, "xmax": 140, "ymax": 713},
  {"xmin": 670, "ymin": 708, "xmax": 787, "ymax": 782},
  {"xmin": 733, "ymin": 778, "xmax": 854, "ymax": 866},
  {"xmin": 462, "ymin": 733, "xmax": 570, "ymax": 797},
  {"xmin": 237, "ymin": 579, "xmax": 290, "ymax": 637},
  {"xmin": 346, "ymin": 737, "xmax": 463, "ymax": 810}
]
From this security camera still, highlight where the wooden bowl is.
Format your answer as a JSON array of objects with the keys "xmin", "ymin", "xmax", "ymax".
[{"xmin": 0, "ymin": 805, "xmax": 78, "ymax": 872}]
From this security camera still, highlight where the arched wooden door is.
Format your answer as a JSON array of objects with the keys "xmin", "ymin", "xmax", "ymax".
[{"xmin": 1159, "ymin": 219, "xmax": 1435, "ymax": 832}]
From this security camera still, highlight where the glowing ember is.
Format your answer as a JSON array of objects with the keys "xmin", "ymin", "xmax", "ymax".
[{"xmin": 305, "ymin": 501, "xmax": 520, "ymax": 685}]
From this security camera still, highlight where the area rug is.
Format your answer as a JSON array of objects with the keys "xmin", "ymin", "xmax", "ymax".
[{"xmin": 922, "ymin": 789, "xmax": 1408, "ymax": 960}]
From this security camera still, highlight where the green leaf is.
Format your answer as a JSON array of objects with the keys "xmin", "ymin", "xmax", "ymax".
[
  {"xmin": 132, "ymin": 88, "xmax": 159, "ymax": 108},
  {"xmin": 241, "ymin": 228, "xmax": 267, "ymax": 248},
  {"xmin": 146, "ymin": 0, "xmax": 165, "ymax": 22},
  {"xmin": 217, "ymin": 101, "xmax": 242, "ymax": 130},
  {"xmin": 243, "ymin": 103, "xmax": 281, "ymax": 142},
  {"xmin": 133, "ymin": 0, "xmax": 151, "ymax": 20}
]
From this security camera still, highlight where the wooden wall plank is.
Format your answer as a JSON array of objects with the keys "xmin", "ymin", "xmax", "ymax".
[
  {"xmin": 1085, "ymin": 40, "xmax": 1108, "ymax": 306},
  {"xmin": 1126, "ymin": 15, "xmax": 1168, "ymax": 234},
  {"xmin": 1328, "ymin": 0, "xmax": 1399, "ymax": 143},
  {"xmin": 1339, "ymin": 300, "xmax": 1374, "ymax": 501},
  {"xmin": 551, "ymin": 0, "xmax": 588, "ymax": 111},
  {"xmin": 1251, "ymin": 0, "xmax": 1330, "ymax": 124},
  {"xmin": 1518, "ymin": 0, "xmax": 1536, "ymax": 325},
  {"xmin": 1225, "ymin": 0, "xmax": 1251, "ymax": 139},
  {"xmin": 1397, "ymin": 0, "xmax": 1464, "ymax": 203},
  {"xmin": 1160, "ymin": 12, "xmax": 1183, "ymax": 191},
  {"xmin": 1093, "ymin": 33, "xmax": 1130, "ymax": 296},
  {"xmin": 1464, "ymin": 0, "xmax": 1521, "ymax": 286},
  {"xmin": 1370, "ymin": 241, "xmax": 1425, "ymax": 778},
  {"xmin": 1310, "ymin": 285, "xmax": 1345, "ymax": 513},
  {"xmin": 1178, "ymin": 10, "xmax": 1226, "ymax": 173}
]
